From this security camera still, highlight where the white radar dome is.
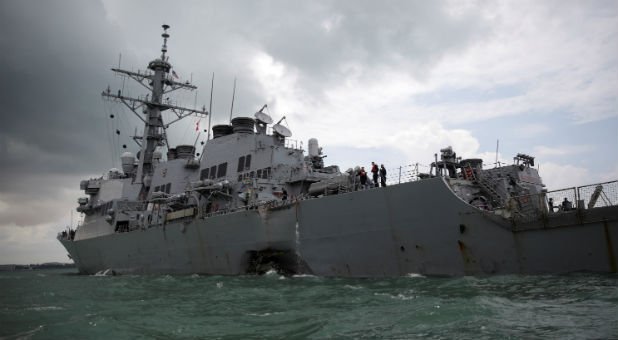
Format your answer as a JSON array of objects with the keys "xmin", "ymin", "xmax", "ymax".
[
  {"xmin": 120, "ymin": 152, "xmax": 136, "ymax": 174},
  {"xmin": 308, "ymin": 138, "xmax": 320, "ymax": 157}
]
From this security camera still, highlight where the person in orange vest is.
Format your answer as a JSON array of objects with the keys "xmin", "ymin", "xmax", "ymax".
[{"xmin": 371, "ymin": 162, "xmax": 379, "ymax": 188}]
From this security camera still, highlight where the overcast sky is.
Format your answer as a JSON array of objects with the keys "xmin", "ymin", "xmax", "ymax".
[{"xmin": 0, "ymin": 0, "xmax": 616, "ymax": 264}]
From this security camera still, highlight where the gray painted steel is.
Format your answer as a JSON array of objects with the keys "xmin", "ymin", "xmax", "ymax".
[{"xmin": 60, "ymin": 178, "xmax": 618, "ymax": 276}]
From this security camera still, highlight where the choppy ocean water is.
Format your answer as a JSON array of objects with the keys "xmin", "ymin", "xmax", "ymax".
[{"xmin": 0, "ymin": 269, "xmax": 616, "ymax": 339}]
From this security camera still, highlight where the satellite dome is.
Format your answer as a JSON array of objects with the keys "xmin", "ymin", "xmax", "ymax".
[
  {"xmin": 255, "ymin": 111, "xmax": 273, "ymax": 124},
  {"xmin": 273, "ymin": 123, "xmax": 292, "ymax": 137}
]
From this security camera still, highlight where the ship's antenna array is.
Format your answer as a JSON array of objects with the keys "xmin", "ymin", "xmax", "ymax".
[
  {"xmin": 229, "ymin": 77, "xmax": 236, "ymax": 123},
  {"xmin": 273, "ymin": 115, "xmax": 292, "ymax": 137},
  {"xmin": 101, "ymin": 24, "xmax": 209, "ymax": 186},
  {"xmin": 254, "ymin": 104, "xmax": 272, "ymax": 134},
  {"xmin": 207, "ymin": 73, "xmax": 214, "ymax": 140},
  {"xmin": 161, "ymin": 24, "xmax": 169, "ymax": 59},
  {"xmin": 495, "ymin": 139, "xmax": 500, "ymax": 168}
]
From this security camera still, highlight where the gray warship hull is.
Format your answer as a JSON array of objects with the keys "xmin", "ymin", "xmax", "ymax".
[
  {"xmin": 57, "ymin": 26, "xmax": 618, "ymax": 277},
  {"xmin": 60, "ymin": 178, "xmax": 618, "ymax": 276}
]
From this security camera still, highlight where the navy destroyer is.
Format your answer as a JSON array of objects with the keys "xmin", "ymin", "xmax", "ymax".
[{"xmin": 58, "ymin": 25, "xmax": 618, "ymax": 276}]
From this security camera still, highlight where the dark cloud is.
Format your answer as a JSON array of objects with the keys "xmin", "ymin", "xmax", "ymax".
[
  {"xmin": 158, "ymin": 1, "xmax": 490, "ymax": 104},
  {"xmin": 0, "ymin": 1, "xmax": 125, "ymax": 183},
  {"xmin": 252, "ymin": 1, "xmax": 488, "ymax": 79}
]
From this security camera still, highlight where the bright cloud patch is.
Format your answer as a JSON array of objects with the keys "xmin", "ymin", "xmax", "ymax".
[
  {"xmin": 0, "ymin": 223, "xmax": 69, "ymax": 264},
  {"xmin": 533, "ymin": 145, "xmax": 593, "ymax": 157},
  {"xmin": 538, "ymin": 162, "xmax": 592, "ymax": 189}
]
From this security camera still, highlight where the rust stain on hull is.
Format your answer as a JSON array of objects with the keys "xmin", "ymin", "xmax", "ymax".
[
  {"xmin": 457, "ymin": 240, "xmax": 477, "ymax": 275},
  {"xmin": 603, "ymin": 221, "xmax": 617, "ymax": 273}
]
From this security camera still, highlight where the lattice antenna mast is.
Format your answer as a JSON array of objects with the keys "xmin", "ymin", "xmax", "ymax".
[{"xmin": 102, "ymin": 25, "xmax": 208, "ymax": 186}]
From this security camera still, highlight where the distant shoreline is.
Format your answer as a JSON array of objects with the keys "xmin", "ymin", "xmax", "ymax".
[{"xmin": 0, "ymin": 263, "xmax": 76, "ymax": 271}]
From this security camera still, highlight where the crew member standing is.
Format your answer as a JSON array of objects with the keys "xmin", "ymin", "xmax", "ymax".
[
  {"xmin": 561, "ymin": 197, "xmax": 573, "ymax": 211},
  {"xmin": 371, "ymin": 162, "xmax": 379, "ymax": 188},
  {"xmin": 380, "ymin": 164, "xmax": 387, "ymax": 187},
  {"xmin": 360, "ymin": 167, "xmax": 368, "ymax": 188}
]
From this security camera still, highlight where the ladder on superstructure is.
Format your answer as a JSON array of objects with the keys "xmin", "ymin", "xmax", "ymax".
[{"xmin": 463, "ymin": 164, "xmax": 504, "ymax": 208}]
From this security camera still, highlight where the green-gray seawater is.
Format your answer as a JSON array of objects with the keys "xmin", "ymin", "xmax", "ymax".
[{"xmin": 1, "ymin": 269, "xmax": 616, "ymax": 339}]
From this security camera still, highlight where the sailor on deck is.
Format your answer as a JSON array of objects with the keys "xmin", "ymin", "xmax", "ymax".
[
  {"xmin": 371, "ymin": 162, "xmax": 379, "ymax": 188},
  {"xmin": 359, "ymin": 167, "xmax": 368, "ymax": 189},
  {"xmin": 561, "ymin": 197, "xmax": 573, "ymax": 211}
]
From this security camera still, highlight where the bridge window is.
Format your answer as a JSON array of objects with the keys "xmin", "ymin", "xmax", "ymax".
[
  {"xmin": 210, "ymin": 165, "xmax": 216, "ymax": 179},
  {"xmin": 237, "ymin": 156, "xmax": 245, "ymax": 172},
  {"xmin": 217, "ymin": 162, "xmax": 227, "ymax": 178},
  {"xmin": 245, "ymin": 154, "xmax": 251, "ymax": 170},
  {"xmin": 165, "ymin": 183, "xmax": 171, "ymax": 194},
  {"xmin": 200, "ymin": 168, "xmax": 209, "ymax": 180}
]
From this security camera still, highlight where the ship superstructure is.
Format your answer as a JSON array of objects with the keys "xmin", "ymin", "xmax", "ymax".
[{"xmin": 58, "ymin": 26, "xmax": 618, "ymax": 277}]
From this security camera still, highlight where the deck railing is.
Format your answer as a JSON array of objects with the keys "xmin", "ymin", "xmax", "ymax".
[
  {"xmin": 190, "ymin": 156, "xmax": 618, "ymax": 223},
  {"xmin": 577, "ymin": 181, "xmax": 618, "ymax": 209},
  {"xmin": 507, "ymin": 180, "xmax": 617, "ymax": 225}
]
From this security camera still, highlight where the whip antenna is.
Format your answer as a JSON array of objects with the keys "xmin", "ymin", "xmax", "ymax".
[
  {"xmin": 495, "ymin": 139, "xmax": 500, "ymax": 168},
  {"xmin": 207, "ymin": 73, "xmax": 214, "ymax": 140},
  {"xmin": 229, "ymin": 77, "xmax": 236, "ymax": 123}
]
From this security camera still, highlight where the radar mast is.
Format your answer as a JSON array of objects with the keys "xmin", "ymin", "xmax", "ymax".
[{"xmin": 102, "ymin": 25, "xmax": 208, "ymax": 187}]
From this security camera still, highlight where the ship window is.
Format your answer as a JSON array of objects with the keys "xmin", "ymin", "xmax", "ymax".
[
  {"xmin": 249, "ymin": 171, "xmax": 254, "ymax": 178},
  {"xmin": 264, "ymin": 167, "xmax": 271, "ymax": 179},
  {"xmin": 200, "ymin": 168, "xmax": 209, "ymax": 180},
  {"xmin": 217, "ymin": 162, "xmax": 227, "ymax": 178},
  {"xmin": 238, "ymin": 174, "xmax": 242, "ymax": 182},
  {"xmin": 257, "ymin": 169, "xmax": 262, "ymax": 178},
  {"xmin": 245, "ymin": 154, "xmax": 251, "ymax": 170},
  {"xmin": 165, "ymin": 183, "xmax": 171, "ymax": 194},
  {"xmin": 210, "ymin": 165, "xmax": 216, "ymax": 179},
  {"xmin": 237, "ymin": 156, "xmax": 245, "ymax": 172},
  {"xmin": 154, "ymin": 186, "xmax": 160, "ymax": 192}
]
